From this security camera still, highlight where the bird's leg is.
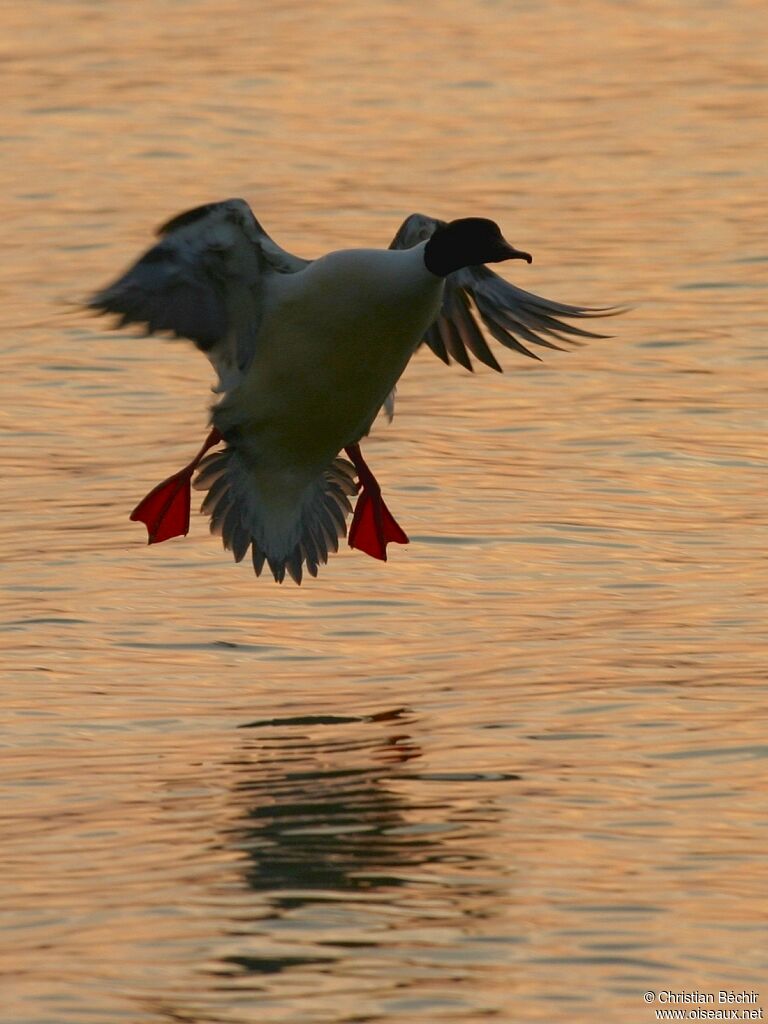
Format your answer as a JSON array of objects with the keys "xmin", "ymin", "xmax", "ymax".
[
  {"xmin": 130, "ymin": 427, "xmax": 223, "ymax": 544},
  {"xmin": 344, "ymin": 442, "xmax": 409, "ymax": 561}
]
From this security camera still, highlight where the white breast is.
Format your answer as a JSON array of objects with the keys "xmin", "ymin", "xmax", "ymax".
[{"xmin": 218, "ymin": 243, "xmax": 444, "ymax": 480}]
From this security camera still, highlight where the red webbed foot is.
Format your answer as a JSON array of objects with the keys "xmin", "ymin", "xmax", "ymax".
[
  {"xmin": 130, "ymin": 427, "xmax": 222, "ymax": 544},
  {"xmin": 344, "ymin": 443, "xmax": 409, "ymax": 561},
  {"xmin": 348, "ymin": 488, "xmax": 409, "ymax": 561}
]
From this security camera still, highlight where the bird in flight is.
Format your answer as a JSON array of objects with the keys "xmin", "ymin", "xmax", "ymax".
[{"xmin": 90, "ymin": 199, "xmax": 618, "ymax": 583}]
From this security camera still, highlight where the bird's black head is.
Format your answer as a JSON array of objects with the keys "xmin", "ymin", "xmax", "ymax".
[{"xmin": 423, "ymin": 217, "xmax": 532, "ymax": 278}]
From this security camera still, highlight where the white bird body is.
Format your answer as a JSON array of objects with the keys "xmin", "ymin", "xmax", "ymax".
[
  {"xmin": 210, "ymin": 243, "xmax": 443, "ymax": 564},
  {"xmin": 90, "ymin": 198, "xmax": 619, "ymax": 582},
  {"xmin": 219, "ymin": 243, "xmax": 442, "ymax": 474}
]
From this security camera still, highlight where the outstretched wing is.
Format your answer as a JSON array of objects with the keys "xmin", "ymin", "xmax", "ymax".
[
  {"xmin": 89, "ymin": 198, "xmax": 309, "ymax": 391},
  {"xmin": 389, "ymin": 212, "xmax": 622, "ymax": 372}
]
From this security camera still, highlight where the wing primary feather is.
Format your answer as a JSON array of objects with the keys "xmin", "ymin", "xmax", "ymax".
[
  {"xmin": 428, "ymin": 265, "xmax": 626, "ymax": 370},
  {"xmin": 446, "ymin": 296, "xmax": 502, "ymax": 371},
  {"xmin": 89, "ymin": 198, "xmax": 308, "ymax": 393},
  {"xmin": 472, "ymin": 292, "xmax": 562, "ymax": 354},
  {"xmin": 483, "ymin": 274, "xmax": 623, "ymax": 319},
  {"xmin": 443, "ymin": 291, "xmax": 480, "ymax": 370},
  {"xmin": 479, "ymin": 311, "xmax": 540, "ymax": 360},
  {"xmin": 438, "ymin": 311, "xmax": 475, "ymax": 372},
  {"xmin": 505, "ymin": 303, "xmax": 612, "ymax": 340},
  {"xmin": 423, "ymin": 323, "xmax": 451, "ymax": 365}
]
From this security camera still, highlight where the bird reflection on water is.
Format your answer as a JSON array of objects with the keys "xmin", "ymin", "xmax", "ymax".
[
  {"xmin": 140, "ymin": 708, "xmax": 516, "ymax": 1022},
  {"xmin": 233, "ymin": 707, "xmax": 423, "ymax": 903}
]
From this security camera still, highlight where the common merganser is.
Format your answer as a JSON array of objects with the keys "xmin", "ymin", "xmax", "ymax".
[{"xmin": 90, "ymin": 199, "xmax": 617, "ymax": 583}]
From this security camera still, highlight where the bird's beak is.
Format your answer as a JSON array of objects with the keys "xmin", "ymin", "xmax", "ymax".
[{"xmin": 499, "ymin": 240, "xmax": 533, "ymax": 264}]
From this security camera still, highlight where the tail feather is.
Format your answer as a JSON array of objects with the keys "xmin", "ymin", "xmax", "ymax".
[
  {"xmin": 193, "ymin": 446, "xmax": 358, "ymax": 584},
  {"xmin": 252, "ymin": 546, "xmax": 266, "ymax": 577}
]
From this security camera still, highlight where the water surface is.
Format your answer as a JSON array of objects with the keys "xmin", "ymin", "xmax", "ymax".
[{"xmin": 2, "ymin": 2, "xmax": 767, "ymax": 1021}]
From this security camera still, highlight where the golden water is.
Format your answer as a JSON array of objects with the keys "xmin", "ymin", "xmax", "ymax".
[{"xmin": 2, "ymin": 2, "xmax": 767, "ymax": 1021}]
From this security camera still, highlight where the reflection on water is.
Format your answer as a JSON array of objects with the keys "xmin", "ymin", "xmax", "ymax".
[
  {"xmin": 234, "ymin": 710, "xmax": 425, "ymax": 902},
  {"xmin": 137, "ymin": 711, "xmax": 516, "ymax": 1023},
  {"xmin": 2, "ymin": 0, "xmax": 768, "ymax": 1021}
]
